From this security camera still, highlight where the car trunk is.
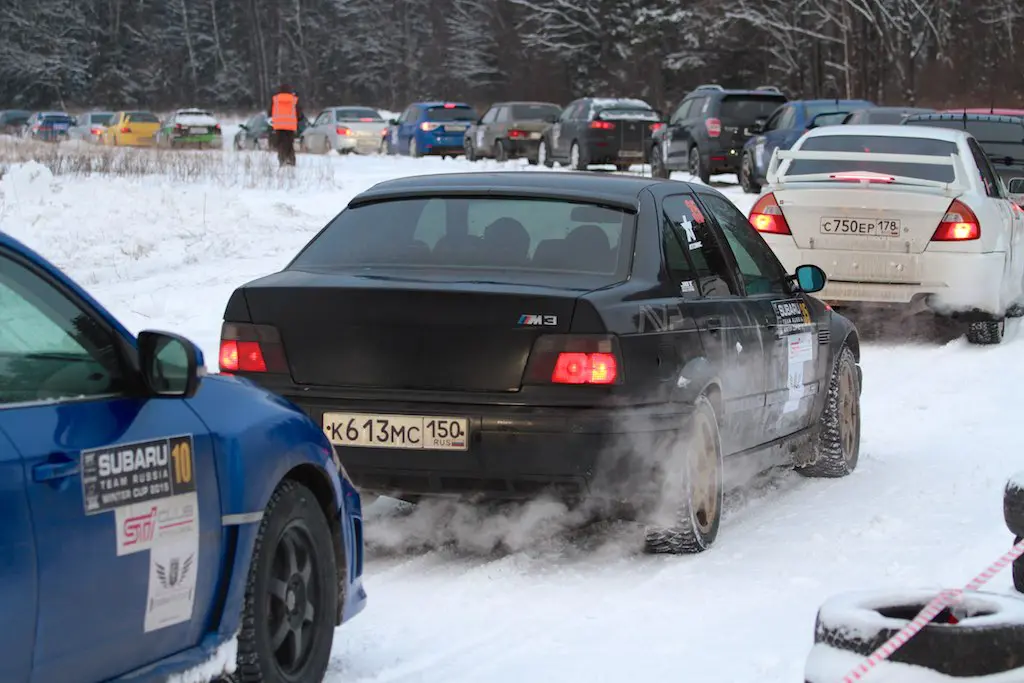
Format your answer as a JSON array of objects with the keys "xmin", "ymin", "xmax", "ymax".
[
  {"xmin": 775, "ymin": 187, "xmax": 955, "ymax": 283},
  {"xmin": 338, "ymin": 120, "xmax": 388, "ymax": 143},
  {"xmin": 506, "ymin": 120, "xmax": 549, "ymax": 142},
  {"xmin": 594, "ymin": 110, "xmax": 658, "ymax": 156},
  {"xmin": 243, "ymin": 275, "xmax": 581, "ymax": 392}
]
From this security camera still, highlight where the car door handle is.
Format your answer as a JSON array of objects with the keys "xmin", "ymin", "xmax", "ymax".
[
  {"xmin": 33, "ymin": 456, "xmax": 79, "ymax": 483},
  {"xmin": 704, "ymin": 317, "xmax": 722, "ymax": 333}
]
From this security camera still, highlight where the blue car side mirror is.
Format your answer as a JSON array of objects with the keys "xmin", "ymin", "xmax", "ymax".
[
  {"xmin": 138, "ymin": 330, "xmax": 205, "ymax": 398},
  {"xmin": 795, "ymin": 264, "xmax": 827, "ymax": 293}
]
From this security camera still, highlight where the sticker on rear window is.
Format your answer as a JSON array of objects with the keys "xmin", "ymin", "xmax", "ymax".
[{"xmin": 81, "ymin": 435, "xmax": 196, "ymax": 515}]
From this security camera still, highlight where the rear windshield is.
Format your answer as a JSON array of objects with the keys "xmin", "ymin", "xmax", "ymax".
[
  {"xmin": 334, "ymin": 107, "xmax": 383, "ymax": 122},
  {"xmin": 290, "ymin": 197, "xmax": 635, "ymax": 285},
  {"xmin": 41, "ymin": 115, "xmax": 71, "ymax": 123},
  {"xmin": 425, "ymin": 106, "xmax": 476, "ymax": 122},
  {"xmin": 907, "ymin": 118, "xmax": 1024, "ymax": 166},
  {"xmin": 718, "ymin": 95, "xmax": 786, "ymax": 124},
  {"xmin": 510, "ymin": 104, "xmax": 561, "ymax": 120},
  {"xmin": 126, "ymin": 112, "xmax": 158, "ymax": 123},
  {"xmin": 595, "ymin": 107, "xmax": 659, "ymax": 121},
  {"xmin": 91, "ymin": 113, "xmax": 114, "ymax": 125},
  {"xmin": 787, "ymin": 135, "xmax": 960, "ymax": 183}
]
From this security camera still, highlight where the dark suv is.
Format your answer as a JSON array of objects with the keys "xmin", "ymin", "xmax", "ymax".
[{"xmin": 649, "ymin": 85, "xmax": 787, "ymax": 183}]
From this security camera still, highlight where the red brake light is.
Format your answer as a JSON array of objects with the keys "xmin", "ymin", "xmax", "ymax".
[
  {"xmin": 705, "ymin": 118, "xmax": 722, "ymax": 137},
  {"xmin": 551, "ymin": 352, "xmax": 618, "ymax": 385},
  {"xmin": 443, "ymin": 103, "xmax": 456, "ymax": 108},
  {"xmin": 748, "ymin": 192, "xmax": 792, "ymax": 235},
  {"xmin": 590, "ymin": 120, "xmax": 615, "ymax": 130},
  {"xmin": 829, "ymin": 171, "xmax": 895, "ymax": 183},
  {"xmin": 120, "ymin": 126, "xmax": 131, "ymax": 133},
  {"xmin": 359, "ymin": 117, "xmax": 374, "ymax": 122},
  {"xmin": 218, "ymin": 322, "xmax": 289, "ymax": 373},
  {"xmin": 336, "ymin": 126, "xmax": 353, "ymax": 136},
  {"xmin": 508, "ymin": 129, "xmax": 527, "ymax": 139},
  {"xmin": 650, "ymin": 123, "xmax": 664, "ymax": 132},
  {"xmin": 90, "ymin": 127, "xmax": 102, "ymax": 135},
  {"xmin": 931, "ymin": 199, "xmax": 980, "ymax": 241}
]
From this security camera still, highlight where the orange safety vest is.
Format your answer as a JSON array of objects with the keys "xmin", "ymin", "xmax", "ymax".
[{"xmin": 271, "ymin": 92, "xmax": 298, "ymax": 131}]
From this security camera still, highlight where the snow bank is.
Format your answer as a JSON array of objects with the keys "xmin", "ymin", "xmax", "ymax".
[
  {"xmin": 1007, "ymin": 471, "xmax": 1024, "ymax": 494},
  {"xmin": 806, "ymin": 643, "xmax": 1024, "ymax": 683},
  {"xmin": 166, "ymin": 636, "xmax": 237, "ymax": 683},
  {"xmin": 0, "ymin": 160, "xmax": 57, "ymax": 203}
]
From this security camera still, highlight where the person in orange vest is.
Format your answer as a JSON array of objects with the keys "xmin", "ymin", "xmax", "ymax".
[{"xmin": 267, "ymin": 83, "xmax": 304, "ymax": 166}]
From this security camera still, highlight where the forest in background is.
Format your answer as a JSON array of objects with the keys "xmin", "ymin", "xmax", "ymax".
[{"xmin": 1, "ymin": 0, "xmax": 1022, "ymax": 116}]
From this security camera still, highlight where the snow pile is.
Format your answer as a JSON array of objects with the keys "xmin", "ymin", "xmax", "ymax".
[
  {"xmin": 0, "ymin": 160, "xmax": 57, "ymax": 202},
  {"xmin": 166, "ymin": 636, "xmax": 237, "ymax": 683}
]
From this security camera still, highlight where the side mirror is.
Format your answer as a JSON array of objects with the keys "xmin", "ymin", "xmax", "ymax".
[
  {"xmin": 794, "ymin": 264, "xmax": 827, "ymax": 293},
  {"xmin": 239, "ymin": 123, "xmax": 248, "ymax": 130},
  {"xmin": 389, "ymin": 118, "xmax": 398, "ymax": 126},
  {"xmin": 137, "ymin": 330, "xmax": 204, "ymax": 398},
  {"xmin": 750, "ymin": 119, "xmax": 766, "ymax": 134},
  {"xmin": 1008, "ymin": 178, "xmax": 1024, "ymax": 194}
]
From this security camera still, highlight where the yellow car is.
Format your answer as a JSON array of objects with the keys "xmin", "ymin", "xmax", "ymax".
[{"xmin": 101, "ymin": 110, "xmax": 160, "ymax": 146}]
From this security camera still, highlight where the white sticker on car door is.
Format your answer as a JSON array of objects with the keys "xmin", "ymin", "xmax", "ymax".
[{"xmin": 144, "ymin": 532, "xmax": 199, "ymax": 632}]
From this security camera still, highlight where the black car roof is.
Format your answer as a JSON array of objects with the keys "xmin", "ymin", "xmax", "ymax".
[
  {"xmin": 349, "ymin": 172, "xmax": 677, "ymax": 211},
  {"xmin": 905, "ymin": 112, "xmax": 1024, "ymax": 124}
]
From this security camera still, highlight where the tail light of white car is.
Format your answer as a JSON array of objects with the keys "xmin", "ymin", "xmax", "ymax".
[
  {"xmin": 931, "ymin": 199, "xmax": 980, "ymax": 241},
  {"xmin": 336, "ymin": 126, "xmax": 354, "ymax": 137},
  {"xmin": 748, "ymin": 192, "xmax": 792, "ymax": 235}
]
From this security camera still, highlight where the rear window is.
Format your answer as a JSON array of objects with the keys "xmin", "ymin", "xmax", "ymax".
[
  {"xmin": 334, "ymin": 107, "xmax": 383, "ymax": 122},
  {"xmin": 290, "ymin": 197, "xmax": 635, "ymax": 285},
  {"xmin": 126, "ymin": 112, "xmax": 158, "ymax": 123},
  {"xmin": 425, "ymin": 106, "xmax": 476, "ymax": 122},
  {"xmin": 718, "ymin": 95, "xmax": 786, "ymax": 124},
  {"xmin": 91, "ymin": 113, "xmax": 114, "ymax": 125},
  {"xmin": 510, "ymin": 104, "xmax": 561, "ymax": 120},
  {"xmin": 41, "ymin": 115, "xmax": 71, "ymax": 122},
  {"xmin": 787, "ymin": 135, "xmax": 960, "ymax": 183}
]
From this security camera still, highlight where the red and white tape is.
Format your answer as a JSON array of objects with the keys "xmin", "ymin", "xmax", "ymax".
[{"xmin": 840, "ymin": 536, "xmax": 1024, "ymax": 682}]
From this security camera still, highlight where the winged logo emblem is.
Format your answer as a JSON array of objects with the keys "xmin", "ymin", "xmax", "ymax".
[{"xmin": 156, "ymin": 553, "xmax": 194, "ymax": 588}]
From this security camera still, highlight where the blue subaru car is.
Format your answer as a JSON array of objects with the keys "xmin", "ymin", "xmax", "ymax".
[
  {"xmin": 0, "ymin": 231, "xmax": 366, "ymax": 683},
  {"xmin": 384, "ymin": 101, "xmax": 478, "ymax": 157}
]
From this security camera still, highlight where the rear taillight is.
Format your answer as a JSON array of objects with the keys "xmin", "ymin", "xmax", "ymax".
[
  {"xmin": 120, "ymin": 126, "xmax": 131, "ymax": 133},
  {"xmin": 748, "ymin": 192, "xmax": 791, "ymax": 235},
  {"xmin": 90, "ymin": 127, "xmax": 102, "ymax": 135},
  {"xmin": 590, "ymin": 120, "xmax": 615, "ymax": 130},
  {"xmin": 359, "ymin": 117, "xmax": 375, "ymax": 122},
  {"xmin": 214, "ymin": 123, "xmax": 221, "ymax": 131},
  {"xmin": 174, "ymin": 123, "xmax": 184, "ymax": 130},
  {"xmin": 508, "ymin": 129, "xmax": 528, "ymax": 139},
  {"xmin": 829, "ymin": 171, "xmax": 894, "ymax": 183},
  {"xmin": 420, "ymin": 122, "xmax": 441, "ymax": 131},
  {"xmin": 650, "ymin": 123, "xmax": 664, "ymax": 133},
  {"xmin": 705, "ymin": 118, "xmax": 722, "ymax": 137},
  {"xmin": 218, "ymin": 322, "xmax": 289, "ymax": 374},
  {"xmin": 336, "ymin": 126, "xmax": 353, "ymax": 136},
  {"xmin": 931, "ymin": 199, "xmax": 980, "ymax": 241},
  {"xmin": 522, "ymin": 335, "xmax": 623, "ymax": 386}
]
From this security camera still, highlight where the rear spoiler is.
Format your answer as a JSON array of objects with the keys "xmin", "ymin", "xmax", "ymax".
[{"xmin": 766, "ymin": 148, "xmax": 970, "ymax": 196}]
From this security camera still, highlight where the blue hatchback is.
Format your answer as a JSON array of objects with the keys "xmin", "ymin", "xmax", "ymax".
[
  {"xmin": 384, "ymin": 101, "xmax": 478, "ymax": 157},
  {"xmin": 0, "ymin": 232, "xmax": 366, "ymax": 683}
]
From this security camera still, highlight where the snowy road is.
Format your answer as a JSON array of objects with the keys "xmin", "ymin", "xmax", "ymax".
[{"xmin": 1, "ymin": 150, "xmax": 1020, "ymax": 682}]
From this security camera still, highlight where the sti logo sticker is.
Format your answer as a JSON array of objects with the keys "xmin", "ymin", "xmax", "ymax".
[{"xmin": 518, "ymin": 314, "xmax": 558, "ymax": 326}]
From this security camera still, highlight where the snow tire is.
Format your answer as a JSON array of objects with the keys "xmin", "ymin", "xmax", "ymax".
[
  {"xmin": 807, "ymin": 588, "xmax": 1024, "ymax": 679},
  {"xmin": 236, "ymin": 479, "xmax": 340, "ymax": 683},
  {"xmin": 797, "ymin": 344, "xmax": 860, "ymax": 478},
  {"xmin": 643, "ymin": 394, "xmax": 724, "ymax": 555},
  {"xmin": 739, "ymin": 153, "xmax": 761, "ymax": 194},
  {"xmin": 967, "ymin": 319, "xmax": 1004, "ymax": 344},
  {"xmin": 1005, "ymin": 475, "xmax": 1024, "ymax": 537},
  {"xmin": 650, "ymin": 146, "xmax": 670, "ymax": 179}
]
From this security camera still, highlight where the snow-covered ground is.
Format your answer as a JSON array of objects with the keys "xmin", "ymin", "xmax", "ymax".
[{"xmin": 1, "ymin": 148, "xmax": 1022, "ymax": 682}]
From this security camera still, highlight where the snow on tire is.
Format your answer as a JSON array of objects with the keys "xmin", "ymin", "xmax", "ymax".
[
  {"xmin": 797, "ymin": 344, "xmax": 860, "ymax": 478},
  {"xmin": 804, "ymin": 588, "xmax": 1024, "ymax": 681},
  {"xmin": 1004, "ymin": 473, "xmax": 1024, "ymax": 538}
]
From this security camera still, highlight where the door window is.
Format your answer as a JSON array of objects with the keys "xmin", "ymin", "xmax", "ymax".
[
  {"xmin": 670, "ymin": 99, "xmax": 691, "ymax": 124},
  {"xmin": 968, "ymin": 138, "xmax": 1003, "ymax": 197},
  {"xmin": 313, "ymin": 112, "xmax": 328, "ymax": 126},
  {"xmin": 662, "ymin": 194, "xmax": 739, "ymax": 298},
  {"xmin": 0, "ymin": 253, "xmax": 127, "ymax": 405},
  {"xmin": 776, "ymin": 106, "xmax": 797, "ymax": 130},
  {"xmin": 481, "ymin": 107, "xmax": 498, "ymax": 124},
  {"xmin": 494, "ymin": 107, "xmax": 509, "ymax": 123},
  {"xmin": 698, "ymin": 193, "xmax": 787, "ymax": 295},
  {"xmin": 559, "ymin": 103, "xmax": 578, "ymax": 122}
]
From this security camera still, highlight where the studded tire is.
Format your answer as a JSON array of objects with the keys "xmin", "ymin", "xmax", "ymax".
[
  {"xmin": 967, "ymin": 319, "xmax": 1004, "ymax": 345},
  {"xmin": 805, "ymin": 589, "xmax": 1024, "ymax": 681},
  {"xmin": 643, "ymin": 394, "xmax": 724, "ymax": 555},
  {"xmin": 797, "ymin": 345, "xmax": 860, "ymax": 478},
  {"xmin": 236, "ymin": 479, "xmax": 339, "ymax": 683}
]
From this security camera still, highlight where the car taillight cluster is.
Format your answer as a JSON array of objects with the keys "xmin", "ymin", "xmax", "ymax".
[
  {"xmin": 522, "ymin": 335, "xmax": 622, "ymax": 386},
  {"xmin": 931, "ymin": 199, "xmax": 981, "ymax": 241},
  {"xmin": 420, "ymin": 122, "xmax": 442, "ymax": 131},
  {"xmin": 120, "ymin": 126, "xmax": 131, "ymax": 133},
  {"xmin": 748, "ymin": 192, "xmax": 791, "ymax": 235},
  {"xmin": 336, "ymin": 126, "xmax": 353, "ymax": 136},
  {"xmin": 650, "ymin": 123, "xmax": 665, "ymax": 133},
  {"xmin": 218, "ymin": 322, "xmax": 289, "ymax": 374},
  {"xmin": 590, "ymin": 120, "xmax": 615, "ymax": 130},
  {"xmin": 705, "ymin": 118, "xmax": 722, "ymax": 137},
  {"xmin": 508, "ymin": 129, "xmax": 528, "ymax": 139},
  {"xmin": 90, "ymin": 127, "xmax": 102, "ymax": 135}
]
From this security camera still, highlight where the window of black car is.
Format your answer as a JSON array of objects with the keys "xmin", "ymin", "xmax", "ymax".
[
  {"xmin": 699, "ymin": 193, "xmax": 786, "ymax": 295},
  {"xmin": 126, "ymin": 112, "xmax": 159, "ymax": 123},
  {"xmin": 787, "ymin": 135, "xmax": 960, "ymax": 183},
  {"xmin": 334, "ymin": 107, "xmax": 383, "ymax": 122},
  {"xmin": 661, "ymin": 195, "xmax": 738, "ymax": 298},
  {"xmin": 968, "ymin": 138, "xmax": 1003, "ymax": 197},
  {"xmin": 425, "ymin": 106, "xmax": 476, "ymax": 122},
  {"xmin": 290, "ymin": 197, "xmax": 635, "ymax": 285},
  {"xmin": 0, "ymin": 253, "xmax": 126, "ymax": 406},
  {"xmin": 911, "ymin": 119, "xmax": 1024, "ymax": 170},
  {"xmin": 511, "ymin": 104, "xmax": 560, "ymax": 120},
  {"xmin": 718, "ymin": 95, "xmax": 787, "ymax": 125}
]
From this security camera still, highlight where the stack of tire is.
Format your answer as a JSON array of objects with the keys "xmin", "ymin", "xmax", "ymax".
[{"xmin": 801, "ymin": 474, "xmax": 1024, "ymax": 681}]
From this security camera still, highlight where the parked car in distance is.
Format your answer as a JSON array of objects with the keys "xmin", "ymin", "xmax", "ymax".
[
  {"xmin": 537, "ymin": 97, "xmax": 662, "ymax": 171},
  {"xmin": 0, "ymin": 230, "xmax": 366, "ymax": 683},
  {"xmin": 740, "ymin": 98, "xmax": 876, "ymax": 194},
  {"xmin": 0, "ymin": 109, "xmax": 31, "ymax": 135},
  {"xmin": 24, "ymin": 112, "xmax": 73, "ymax": 142},
  {"xmin": 156, "ymin": 109, "xmax": 223, "ymax": 149},
  {"xmin": 384, "ymin": 102, "xmax": 478, "ymax": 157},
  {"xmin": 841, "ymin": 106, "xmax": 935, "ymax": 125},
  {"xmin": 300, "ymin": 106, "xmax": 388, "ymax": 155},
  {"xmin": 650, "ymin": 84, "xmax": 788, "ymax": 183},
  {"xmin": 68, "ymin": 111, "xmax": 115, "ymax": 144},
  {"xmin": 234, "ymin": 112, "xmax": 307, "ymax": 153},
  {"xmin": 749, "ymin": 124, "xmax": 1024, "ymax": 344},
  {"xmin": 464, "ymin": 101, "xmax": 561, "ymax": 163},
  {"xmin": 100, "ymin": 111, "xmax": 161, "ymax": 147}
]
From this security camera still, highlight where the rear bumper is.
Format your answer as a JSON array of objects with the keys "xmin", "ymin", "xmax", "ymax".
[
  {"xmin": 337, "ymin": 137, "xmax": 380, "ymax": 154},
  {"xmin": 584, "ymin": 141, "xmax": 647, "ymax": 165},
  {"xmin": 705, "ymin": 147, "xmax": 743, "ymax": 173},
  {"xmin": 283, "ymin": 394, "xmax": 694, "ymax": 501},
  {"xmin": 505, "ymin": 139, "xmax": 541, "ymax": 157},
  {"xmin": 764, "ymin": 236, "xmax": 1009, "ymax": 315}
]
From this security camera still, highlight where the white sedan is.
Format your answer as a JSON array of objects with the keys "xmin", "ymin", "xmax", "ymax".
[{"xmin": 748, "ymin": 124, "xmax": 1024, "ymax": 344}]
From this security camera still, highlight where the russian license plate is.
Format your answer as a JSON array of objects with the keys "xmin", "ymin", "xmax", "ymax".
[
  {"xmin": 621, "ymin": 150, "xmax": 643, "ymax": 158},
  {"xmin": 820, "ymin": 217, "xmax": 901, "ymax": 237},
  {"xmin": 530, "ymin": 132, "xmax": 542, "ymax": 139},
  {"xmin": 189, "ymin": 127, "xmax": 206, "ymax": 135},
  {"xmin": 322, "ymin": 412, "xmax": 469, "ymax": 451},
  {"xmin": 444, "ymin": 124, "xmax": 467, "ymax": 132}
]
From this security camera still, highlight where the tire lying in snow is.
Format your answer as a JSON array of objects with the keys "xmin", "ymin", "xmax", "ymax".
[
  {"xmin": 804, "ymin": 589, "xmax": 1024, "ymax": 682},
  {"xmin": 1004, "ymin": 473, "xmax": 1024, "ymax": 538}
]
